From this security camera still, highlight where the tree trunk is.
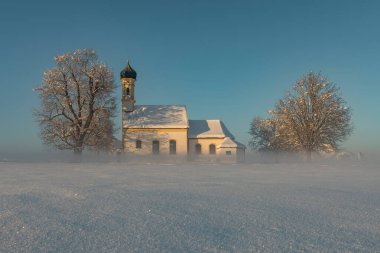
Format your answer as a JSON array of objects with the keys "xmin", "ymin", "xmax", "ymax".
[
  {"xmin": 306, "ymin": 150, "xmax": 312, "ymax": 162},
  {"xmin": 74, "ymin": 149, "xmax": 82, "ymax": 155},
  {"xmin": 74, "ymin": 137, "xmax": 84, "ymax": 156},
  {"xmin": 72, "ymin": 148, "xmax": 83, "ymax": 162}
]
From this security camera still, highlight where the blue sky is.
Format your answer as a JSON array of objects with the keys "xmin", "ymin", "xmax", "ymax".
[{"xmin": 0, "ymin": 0, "xmax": 379, "ymax": 155}]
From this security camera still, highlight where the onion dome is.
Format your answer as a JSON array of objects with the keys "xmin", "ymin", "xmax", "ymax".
[{"xmin": 120, "ymin": 62, "xmax": 137, "ymax": 79}]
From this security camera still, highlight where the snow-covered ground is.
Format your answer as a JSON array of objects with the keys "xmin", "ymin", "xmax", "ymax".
[{"xmin": 0, "ymin": 161, "xmax": 379, "ymax": 252}]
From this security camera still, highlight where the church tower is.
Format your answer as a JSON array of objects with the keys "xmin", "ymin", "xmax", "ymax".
[{"xmin": 120, "ymin": 62, "xmax": 137, "ymax": 119}]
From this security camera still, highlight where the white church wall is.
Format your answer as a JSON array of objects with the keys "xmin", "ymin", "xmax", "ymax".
[
  {"xmin": 217, "ymin": 147, "xmax": 237, "ymax": 163},
  {"xmin": 123, "ymin": 129, "xmax": 188, "ymax": 156},
  {"xmin": 188, "ymin": 138, "xmax": 224, "ymax": 161}
]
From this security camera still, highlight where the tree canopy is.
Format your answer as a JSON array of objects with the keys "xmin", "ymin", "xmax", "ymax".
[
  {"xmin": 249, "ymin": 72, "xmax": 353, "ymax": 161},
  {"xmin": 34, "ymin": 49, "xmax": 117, "ymax": 154}
]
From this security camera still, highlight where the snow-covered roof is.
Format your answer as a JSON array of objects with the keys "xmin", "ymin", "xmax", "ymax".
[
  {"xmin": 217, "ymin": 137, "xmax": 246, "ymax": 149},
  {"xmin": 188, "ymin": 120, "xmax": 234, "ymax": 139},
  {"xmin": 123, "ymin": 105, "xmax": 189, "ymax": 128}
]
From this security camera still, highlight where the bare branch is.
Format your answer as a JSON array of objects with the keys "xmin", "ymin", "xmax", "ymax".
[{"xmin": 33, "ymin": 49, "xmax": 117, "ymax": 154}]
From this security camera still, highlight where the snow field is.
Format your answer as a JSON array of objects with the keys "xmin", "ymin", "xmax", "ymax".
[{"xmin": 0, "ymin": 162, "xmax": 379, "ymax": 252}]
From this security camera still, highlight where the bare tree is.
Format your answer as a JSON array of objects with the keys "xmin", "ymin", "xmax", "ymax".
[
  {"xmin": 34, "ymin": 49, "xmax": 116, "ymax": 155},
  {"xmin": 249, "ymin": 117, "xmax": 284, "ymax": 152},
  {"xmin": 250, "ymin": 72, "xmax": 353, "ymax": 161}
]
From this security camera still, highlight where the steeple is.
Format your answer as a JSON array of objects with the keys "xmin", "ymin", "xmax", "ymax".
[
  {"xmin": 121, "ymin": 62, "xmax": 137, "ymax": 114},
  {"xmin": 120, "ymin": 61, "xmax": 137, "ymax": 80}
]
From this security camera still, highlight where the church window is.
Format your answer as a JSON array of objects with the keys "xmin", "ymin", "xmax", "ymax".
[
  {"xmin": 209, "ymin": 144, "xmax": 216, "ymax": 155},
  {"xmin": 136, "ymin": 140, "xmax": 142, "ymax": 149},
  {"xmin": 225, "ymin": 151, "xmax": 232, "ymax": 155},
  {"xmin": 195, "ymin": 144, "xmax": 202, "ymax": 155},
  {"xmin": 169, "ymin": 140, "xmax": 176, "ymax": 155},
  {"xmin": 152, "ymin": 140, "xmax": 160, "ymax": 155}
]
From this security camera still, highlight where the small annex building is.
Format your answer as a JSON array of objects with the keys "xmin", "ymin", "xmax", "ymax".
[{"xmin": 120, "ymin": 63, "xmax": 245, "ymax": 162}]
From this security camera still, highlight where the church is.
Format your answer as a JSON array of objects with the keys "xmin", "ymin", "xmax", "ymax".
[{"xmin": 120, "ymin": 62, "xmax": 245, "ymax": 162}]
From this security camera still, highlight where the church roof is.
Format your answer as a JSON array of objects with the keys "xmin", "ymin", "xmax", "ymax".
[
  {"xmin": 188, "ymin": 120, "xmax": 234, "ymax": 139},
  {"xmin": 217, "ymin": 137, "xmax": 246, "ymax": 149},
  {"xmin": 123, "ymin": 105, "xmax": 189, "ymax": 128},
  {"xmin": 120, "ymin": 62, "xmax": 137, "ymax": 79}
]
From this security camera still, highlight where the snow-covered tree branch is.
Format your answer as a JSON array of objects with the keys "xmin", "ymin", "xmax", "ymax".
[
  {"xmin": 34, "ymin": 49, "xmax": 117, "ymax": 154},
  {"xmin": 249, "ymin": 72, "xmax": 353, "ymax": 161}
]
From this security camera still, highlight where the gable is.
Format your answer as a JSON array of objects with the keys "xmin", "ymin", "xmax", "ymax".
[{"xmin": 217, "ymin": 137, "xmax": 246, "ymax": 149}]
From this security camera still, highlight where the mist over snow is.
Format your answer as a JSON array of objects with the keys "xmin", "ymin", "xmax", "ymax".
[{"xmin": 0, "ymin": 159, "xmax": 379, "ymax": 252}]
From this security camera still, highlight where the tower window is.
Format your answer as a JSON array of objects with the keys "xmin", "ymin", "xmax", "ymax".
[
  {"xmin": 195, "ymin": 144, "xmax": 202, "ymax": 155},
  {"xmin": 209, "ymin": 144, "xmax": 216, "ymax": 155},
  {"xmin": 152, "ymin": 140, "xmax": 160, "ymax": 155},
  {"xmin": 126, "ymin": 88, "xmax": 130, "ymax": 96},
  {"xmin": 169, "ymin": 140, "xmax": 176, "ymax": 155},
  {"xmin": 136, "ymin": 140, "xmax": 142, "ymax": 149}
]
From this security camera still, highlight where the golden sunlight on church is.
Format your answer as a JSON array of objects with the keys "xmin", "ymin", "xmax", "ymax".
[{"xmin": 120, "ymin": 63, "xmax": 245, "ymax": 162}]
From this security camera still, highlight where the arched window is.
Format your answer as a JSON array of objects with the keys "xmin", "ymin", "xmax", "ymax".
[
  {"xmin": 152, "ymin": 140, "xmax": 159, "ymax": 155},
  {"xmin": 195, "ymin": 144, "xmax": 202, "ymax": 155},
  {"xmin": 169, "ymin": 140, "xmax": 176, "ymax": 155},
  {"xmin": 209, "ymin": 144, "xmax": 216, "ymax": 155},
  {"xmin": 136, "ymin": 140, "xmax": 142, "ymax": 149},
  {"xmin": 126, "ymin": 88, "xmax": 130, "ymax": 96}
]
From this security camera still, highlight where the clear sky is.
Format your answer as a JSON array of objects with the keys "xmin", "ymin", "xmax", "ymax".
[{"xmin": 0, "ymin": 0, "xmax": 379, "ymax": 155}]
